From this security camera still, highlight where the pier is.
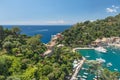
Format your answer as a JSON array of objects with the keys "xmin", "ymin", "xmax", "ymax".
[
  {"xmin": 70, "ymin": 57, "xmax": 86, "ymax": 80},
  {"xmin": 73, "ymin": 47, "xmax": 94, "ymax": 52}
]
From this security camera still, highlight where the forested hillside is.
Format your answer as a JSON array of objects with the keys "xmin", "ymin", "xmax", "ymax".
[
  {"xmin": 59, "ymin": 14, "xmax": 120, "ymax": 47},
  {"xmin": 0, "ymin": 26, "xmax": 82, "ymax": 80}
]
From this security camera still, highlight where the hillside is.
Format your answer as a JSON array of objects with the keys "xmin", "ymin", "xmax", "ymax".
[
  {"xmin": 59, "ymin": 14, "xmax": 120, "ymax": 47},
  {"xmin": 0, "ymin": 26, "xmax": 82, "ymax": 80}
]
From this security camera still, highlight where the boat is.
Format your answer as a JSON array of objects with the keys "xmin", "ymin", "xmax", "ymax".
[
  {"xmin": 95, "ymin": 46, "xmax": 107, "ymax": 53},
  {"xmin": 85, "ymin": 56, "xmax": 90, "ymax": 58},
  {"xmin": 112, "ymin": 51, "xmax": 115, "ymax": 54},
  {"xmin": 73, "ymin": 60, "xmax": 78, "ymax": 68},
  {"xmin": 81, "ymin": 67, "xmax": 85, "ymax": 70},
  {"xmin": 106, "ymin": 62, "xmax": 112, "ymax": 67},
  {"xmin": 96, "ymin": 57, "xmax": 106, "ymax": 63},
  {"xmin": 84, "ymin": 72, "xmax": 88, "ymax": 75},
  {"xmin": 77, "ymin": 75, "xmax": 81, "ymax": 78},
  {"xmin": 82, "ymin": 75, "xmax": 87, "ymax": 78},
  {"xmin": 114, "ymin": 68, "xmax": 118, "ymax": 71},
  {"xmin": 81, "ymin": 78, "xmax": 86, "ymax": 80},
  {"xmin": 81, "ymin": 67, "xmax": 88, "ymax": 71}
]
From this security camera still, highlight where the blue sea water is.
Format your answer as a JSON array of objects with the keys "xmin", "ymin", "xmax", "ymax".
[
  {"xmin": 77, "ymin": 47, "xmax": 120, "ymax": 80},
  {"xmin": 2, "ymin": 25, "xmax": 71, "ymax": 43}
]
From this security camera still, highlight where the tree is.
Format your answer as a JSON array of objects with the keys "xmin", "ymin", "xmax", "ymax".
[
  {"xmin": 6, "ymin": 76, "xmax": 21, "ymax": 80},
  {"xmin": 2, "ymin": 41, "xmax": 13, "ymax": 53},
  {"xmin": 22, "ymin": 67, "xmax": 37, "ymax": 80},
  {"xmin": 42, "ymin": 65, "xmax": 53, "ymax": 75},
  {"xmin": 11, "ymin": 27, "xmax": 21, "ymax": 35},
  {"xmin": 0, "ymin": 26, "xmax": 4, "ymax": 48},
  {"xmin": 9, "ymin": 58, "xmax": 21, "ymax": 75}
]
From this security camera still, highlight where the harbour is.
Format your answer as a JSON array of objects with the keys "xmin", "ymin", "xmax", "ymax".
[{"xmin": 77, "ymin": 47, "xmax": 120, "ymax": 80}]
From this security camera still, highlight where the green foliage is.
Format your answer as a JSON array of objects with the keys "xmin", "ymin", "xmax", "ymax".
[
  {"xmin": 0, "ymin": 75, "xmax": 5, "ymax": 80},
  {"xmin": 11, "ymin": 27, "xmax": 21, "ymax": 35},
  {"xmin": 9, "ymin": 58, "xmax": 21, "ymax": 75},
  {"xmin": 6, "ymin": 76, "xmax": 21, "ymax": 80},
  {"xmin": 60, "ymin": 14, "xmax": 120, "ymax": 47},
  {"xmin": 39, "ymin": 47, "xmax": 82, "ymax": 80},
  {"xmin": 0, "ymin": 26, "xmax": 81, "ymax": 80},
  {"xmin": 22, "ymin": 66, "xmax": 37, "ymax": 80},
  {"xmin": 100, "ymin": 69, "xmax": 120, "ymax": 80},
  {"xmin": 0, "ymin": 26, "xmax": 47, "ymax": 79},
  {"xmin": 0, "ymin": 55, "xmax": 19, "ymax": 77},
  {"xmin": 0, "ymin": 13, "xmax": 120, "ymax": 80},
  {"xmin": 2, "ymin": 41, "xmax": 13, "ymax": 53}
]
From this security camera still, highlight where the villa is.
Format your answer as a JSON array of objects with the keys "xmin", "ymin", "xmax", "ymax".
[{"xmin": 91, "ymin": 37, "xmax": 120, "ymax": 47}]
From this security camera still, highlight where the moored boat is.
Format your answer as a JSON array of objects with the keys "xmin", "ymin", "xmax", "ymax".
[{"xmin": 95, "ymin": 46, "xmax": 107, "ymax": 53}]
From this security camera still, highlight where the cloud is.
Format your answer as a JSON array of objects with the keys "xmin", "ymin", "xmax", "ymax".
[
  {"xmin": 106, "ymin": 5, "xmax": 119, "ymax": 13},
  {"xmin": 46, "ymin": 20, "xmax": 65, "ymax": 24},
  {"xmin": 106, "ymin": 8, "xmax": 117, "ymax": 13},
  {"xmin": 0, "ymin": 20, "xmax": 68, "ymax": 25}
]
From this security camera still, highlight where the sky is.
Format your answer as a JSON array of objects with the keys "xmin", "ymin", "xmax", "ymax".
[{"xmin": 0, "ymin": 0, "xmax": 120, "ymax": 25}]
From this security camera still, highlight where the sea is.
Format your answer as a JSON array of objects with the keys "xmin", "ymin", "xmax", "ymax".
[
  {"xmin": 77, "ymin": 47, "xmax": 120, "ymax": 80},
  {"xmin": 2, "ymin": 25, "xmax": 71, "ymax": 43}
]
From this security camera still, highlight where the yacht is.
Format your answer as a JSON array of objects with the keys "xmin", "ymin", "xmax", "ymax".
[
  {"xmin": 82, "ymin": 75, "xmax": 87, "ymax": 78},
  {"xmin": 95, "ymin": 46, "xmax": 107, "ymax": 53},
  {"xmin": 84, "ymin": 72, "xmax": 88, "ymax": 75},
  {"xmin": 96, "ymin": 58, "xmax": 106, "ymax": 63},
  {"xmin": 112, "ymin": 51, "xmax": 115, "ymax": 54},
  {"xmin": 106, "ymin": 62, "xmax": 112, "ymax": 67},
  {"xmin": 85, "ymin": 56, "xmax": 90, "ymax": 58},
  {"xmin": 114, "ymin": 68, "xmax": 118, "ymax": 71},
  {"xmin": 77, "ymin": 75, "xmax": 81, "ymax": 78}
]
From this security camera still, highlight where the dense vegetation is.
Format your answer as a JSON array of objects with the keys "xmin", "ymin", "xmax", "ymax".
[
  {"xmin": 0, "ymin": 26, "xmax": 82, "ymax": 80},
  {"xmin": 0, "ymin": 14, "xmax": 120, "ymax": 80},
  {"xmin": 59, "ymin": 14, "xmax": 120, "ymax": 47},
  {"xmin": 86, "ymin": 60, "xmax": 120, "ymax": 80}
]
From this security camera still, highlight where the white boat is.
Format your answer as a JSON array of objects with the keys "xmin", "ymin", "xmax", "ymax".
[
  {"xmin": 81, "ymin": 67, "xmax": 88, "ymax": 71},
  {"xmin": 77, "ymin": 75, "xmax": 81, "ymax": 77},
  {"xmin": 82, "ymin": 75, "xmax": 87, "ymax": 78},
  {"xmin": 81, "ymin": 78, "xmax": 86, "ymax": 80},
  {"xmin": 85, "ymin": 56, "xmax": 90, "ymax": 58},
  {"xmin": 84, "ymin": 72, "xmax": 88, "ymax": 75},
  {"xmin": 95, "ymin": 46, "xmax": 107, "ymax": 53},
  {"xmin": 81, "ymin": 67, "xmax": 85, "ymax": 70},
  {"xmin": 112, "ymin": 51, "xmax": 115, "ymax": 54},
  {"xmin": 96, "ymin": 58, "xmax": 106, "ymax": 63},
  {"xmin": 114, "ymin": 68, "xmax": 118, "ymax": 71},
  {"xmin": 106, "ymin": 62, "xmax": 112, "ymax": 67}
]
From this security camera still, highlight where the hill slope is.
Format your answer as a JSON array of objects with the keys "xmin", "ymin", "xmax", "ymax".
[{"xmin": 59, "ymin": 14, "xmax": 120, "ymax": 47}]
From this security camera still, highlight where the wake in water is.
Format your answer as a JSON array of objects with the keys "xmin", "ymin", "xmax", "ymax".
[{"xmin": 33, "ymin": 29, "xmax": 48, "ymax": 32}]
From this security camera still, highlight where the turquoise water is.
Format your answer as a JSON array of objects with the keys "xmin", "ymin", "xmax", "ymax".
[{"xmin": 77, "ymin": 47, "xmax": 120, "ymax": 80}]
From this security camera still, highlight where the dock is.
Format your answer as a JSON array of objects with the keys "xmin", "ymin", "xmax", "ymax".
[
  {"xmin": 73, "ymin": 47, "xmax": 94, "ymax": 52},
  {"xmin": 70, "ymin": 57, "xmax": 86, "ymax": 80}
]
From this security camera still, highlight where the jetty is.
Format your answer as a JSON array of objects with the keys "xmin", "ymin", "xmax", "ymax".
[
  {"xmin": 70, "ymin": 57, "xmax": 86, "ymax": 80},
  {"xmin": 73, "ymin": 47, "xmax": 94, "ymax": 52}
]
